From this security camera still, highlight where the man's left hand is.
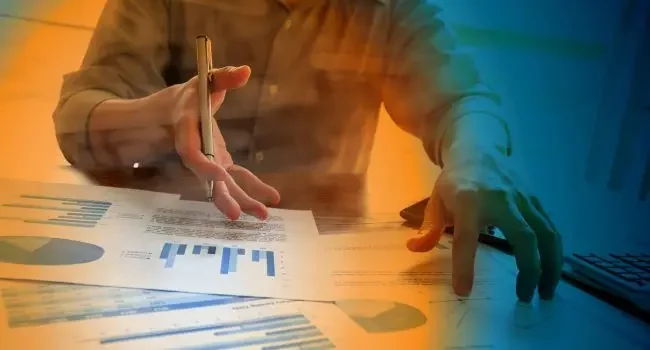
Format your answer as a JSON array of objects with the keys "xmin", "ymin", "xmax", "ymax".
[{"xmin": 406, "ymin": 144, "xmax": 563, "ymax": 303}]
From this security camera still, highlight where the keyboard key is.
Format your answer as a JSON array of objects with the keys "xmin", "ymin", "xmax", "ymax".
[
  {"xmin": 594, "ymin": 261, "xmax": 615, "ymax": 268},
  {"xmin": 607, "ymin": 267, "xmax": 628, "ymax": 274},
  {"xmin": 577, "ymin": 254, "xmax": 602, "ymax": 263},
  {"xmin": 620, "ymin": 273, "xmax": 641, "ymax": 281}
]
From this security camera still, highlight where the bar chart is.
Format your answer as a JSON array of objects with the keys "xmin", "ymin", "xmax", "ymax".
[
  {"xmin": 159, "ymin": 243, "xmax": 278, "ymax": 278},
  {"xmin": 0, "ymin": 281, "xmax": 258, "ymax": 328},
  {"xmin": 0, "ymin": 194, "xmax": 112, "ymax": 228},
  {"xmin": 98, "ymin": 313, "xmax": 335, "ymax": 349}
]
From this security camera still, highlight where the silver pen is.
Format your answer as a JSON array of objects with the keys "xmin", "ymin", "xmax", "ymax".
[{"xmin": 196, "ymin": 35, "xmax": 215, "ymax": 201}]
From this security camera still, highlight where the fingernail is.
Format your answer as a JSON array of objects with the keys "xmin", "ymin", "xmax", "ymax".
[
  {"xmin": 258, "ymin": 210, "xmax": 268, "ymax": 221},
  {"xmin": 453, "ymin": 280, "xmax": 472, "ymax": 297},
  {"xmin": 406, "ymin": 236, "xmax": 423, "ymax": 252},
  {"xmin": 516, "ymin": 286, "xmax": 534, "ymax": 303},
  {"xmin": 538, "ymin": 287, "xmax": 555, "ymax": 301},
  {"xmin": 516, "ymin": 274, "xmax": 536, "ymax": 303}
]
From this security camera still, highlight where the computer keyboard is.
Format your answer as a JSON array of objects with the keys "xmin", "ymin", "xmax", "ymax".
[
  {"xmin": 564, "ymin": 252, "xmax": 650, "ymax": 313},
  {"xmin": 572, "ymin": 253, "xmax": 650, "ymax": 289}
]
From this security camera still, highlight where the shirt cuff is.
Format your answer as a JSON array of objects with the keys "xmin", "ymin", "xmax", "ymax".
[
  {"xmin": 54, "ymin": 89, "xmax": 119, "ymax": 169},
  {"xmin": 422, "ymin": 95, "xmax": 512, "ymax": 167}
]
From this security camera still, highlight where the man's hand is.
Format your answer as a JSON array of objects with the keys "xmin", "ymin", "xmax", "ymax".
[
  {"xmin": 406, "ymin": 144, "xmax": 563, "ymax": 303},
  {"xmin": 169, "ymin": 65, "xmax": 280, "ymax": 220}
]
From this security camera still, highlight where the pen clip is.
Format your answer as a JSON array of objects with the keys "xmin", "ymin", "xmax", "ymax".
[{"xmin": 196, "ymin": 35, "xmax": 213, "ymax": 88}]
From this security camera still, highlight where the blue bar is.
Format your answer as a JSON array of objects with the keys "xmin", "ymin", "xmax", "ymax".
[
  {"xmin": 238, "ymin": 248, "xmax": 245, "ymax": 255},
  {"xmin": 51, "ymin": 218, "xmax": 98, "ymax": 224},
  {"xmin": 208, "ymin": 246, "xmax": 217, "ymax": 255},
  {"xmin": 24, "ymin": 220, "xmax": 95, "ymax": 228},
  {"xmin": 262, "ymin": 338, "xmax": 333, "ymax": 350},
  {"xmin": 229, "ymin": 248, "xmax": 238, "ymax": 273},
  {"xmin": 266, "ymin": 325, "xmax": 317, "ymax": 336},
  {"xmin": 220, "ymin": 248, "xmax": 231, "ymax": 274},
  {"xmin": 164, "ymin": 244, "xmax": 178, "ymax": 268},
  {"xmin": 19, "ymin": 195, "xmax": 112, "ymax": 206},
  {"xmin": 213, "ymin": 318, "xmax": 310, "ymax": 336},
  {"xmin": 267, "ymin": 251, "xmax": 275, "ymax": 277},
  {"xmin": 61, "ymin": 201, "xmax": 111, "ymax": 208},
  {"xmin": 192, "ymin": 246, "xmax": 202, "ymax": 255},
  {"xmin": 64, "ymin": 212, "xmax": 103, "ymax": 218},
  {"xmin": 57, "ymin": 216, "xmax": 100, "ymax": 222},
  {"xmin": 7, "ymin": 295, "xmax": 258, "ymax": 328},
  {"xmin": 160, "ymin": 243, "xmax": 172, "ymax": 259},
  {"xmin": 4, "ymin": 204, "xmax": 91, "ymax": 213},
  {"xmin": 99, "ymin": 315, "xmax": 305, "ymax": 344},
  {"xmin": 184, "ymin": 329, "xmax": 322, "ymax": 350},
  {"xmin": 252, "ymin": 250, "xmax": 260, "ymax": 262},
  {"xmin": 177, "ymin": 245, "xmax": 187, "ymax": 256},
  {"xmin": 79, "ymin": 207, "xmax": 108, "ymax": 212}
]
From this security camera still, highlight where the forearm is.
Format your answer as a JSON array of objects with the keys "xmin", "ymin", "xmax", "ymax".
[{"xmin": 54, "ymin": 88, "xmax": 175, "ymax": 171}]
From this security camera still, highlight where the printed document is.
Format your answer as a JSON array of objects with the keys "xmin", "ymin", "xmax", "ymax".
[
  {"xmin": 0, "ymin": 280, "xmax": 370, "ymax": 349},
  {"xmin": 0, "ymin": 220, "xmax": 491, "ymax": 303}
]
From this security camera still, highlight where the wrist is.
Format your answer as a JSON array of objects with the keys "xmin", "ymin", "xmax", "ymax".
[
  {"xmin": 88, "ymin": 90, "xmax": 175, "ymax": 168},
  {"xmin": 441, "ymin": 113, "xmax": 510, "ymax": 166}
]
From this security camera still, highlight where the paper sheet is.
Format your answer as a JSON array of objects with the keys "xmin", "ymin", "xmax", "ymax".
[
  {"xmin": 0, "ymin": 280, "xmax": 371, "ymax": 349},
  {"xmin": 0, "ymin": 221, "xmax": 493, "ymax": 303},
  {"xmin": 143, "ymin": 200, "xmax": 320, "ymax": 243},
  {"xmin": 0, "ymin": 178, "xmax": 180, "ymax": 233}
]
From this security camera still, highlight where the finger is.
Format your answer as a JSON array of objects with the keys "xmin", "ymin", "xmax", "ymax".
[
  {"xmin": 524, "ymin": 195, "xmax": 563, "ymax": 300},
  {"xmin": 495, "ymin": 195, "xmax": 542, "ymax": 303},
  {"xmin": 224, "ymin": 175, "xmax": 269, "ymax": 220},
  {"xmin": 175, "ymin": 114, "xmax": 230, "ymax": 182},
  {"xmin": 212, "ymin": 180, "xmax": 241, "ymax": 220},
  {"xmin": 407, "ymin": 193, "xmax": 448, "ymax": 252},
  {"xmin": 210, "ymin": 65, "xmax": 251, "ymax": 92},
  {"xmin": 229, "ymin": 166, "xmax": 281, "ymax": 206},
  {"xmin": 450, "ymin": 191, "xmax": 481, "ymax": 297}
]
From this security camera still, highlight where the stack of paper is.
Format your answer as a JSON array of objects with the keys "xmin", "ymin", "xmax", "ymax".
[
  {"xmin": 0, "ymin": 178, "xmax": 455, "ymax": 349},
  {"xmin": 5, "ymin": 178, "xmax": 604, "ymax": 350}
]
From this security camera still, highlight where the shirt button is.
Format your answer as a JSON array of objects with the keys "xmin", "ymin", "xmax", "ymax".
[
  {"xmin": 268, "ymin": 84, "xmax": 279, "ymax": 97},
  {"xmin": 284, "ymin": 19, "xmax": 292, "ymax": 30},
  {"xmin": 255, "ymin": 151, "xmax": 264, "ymax": 163}
]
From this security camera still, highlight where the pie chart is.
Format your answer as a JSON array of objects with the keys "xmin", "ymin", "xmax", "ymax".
[
  {"xmin": 335, "ymin": 299, "xmax": 427, "ymax": 333},
  {"xmin": 0, "ymin": 236, "xmax": 104, "ymax": 265}
]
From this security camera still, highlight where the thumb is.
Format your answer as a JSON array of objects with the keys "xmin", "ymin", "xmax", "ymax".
[
  {"xmin": 210, "ymin": 65, "xmax": 251, "ymax": 92},
  {"xmin": 407, "ymin": 192, "xmax": 449, "ymax": 252}
]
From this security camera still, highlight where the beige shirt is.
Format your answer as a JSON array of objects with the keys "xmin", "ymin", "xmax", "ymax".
[{"xmin": 53, "ymin": 0, "xmax": 509, "ymax": 175}]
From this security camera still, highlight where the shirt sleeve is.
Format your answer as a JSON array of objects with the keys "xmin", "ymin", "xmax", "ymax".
[
  {"xmin": 52, "ymin": 0, "xmax": 170, "ymax": 168},
  {"xmin": 381, "ymin": 0, "xmax": 511, "ymax": 167}
]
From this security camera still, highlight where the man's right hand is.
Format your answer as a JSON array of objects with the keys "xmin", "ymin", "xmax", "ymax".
[{"xmin": 166, "ymin": 65, "xmax": 280, "ymax": 220}]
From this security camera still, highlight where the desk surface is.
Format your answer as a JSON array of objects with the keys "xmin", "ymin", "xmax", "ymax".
[{"xmin": 1, "ymin": 3, "xmax": 649, "ymax": 349}]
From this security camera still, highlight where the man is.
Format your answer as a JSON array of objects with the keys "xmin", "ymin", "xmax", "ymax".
[{"xmin": 52, "ymin": 0, "xmax": 562, "ymax": 302}]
